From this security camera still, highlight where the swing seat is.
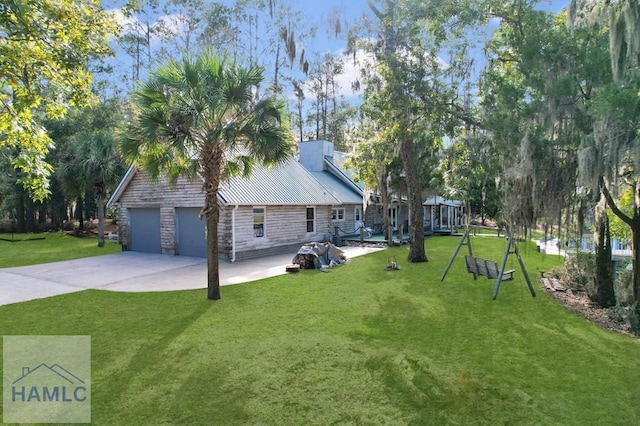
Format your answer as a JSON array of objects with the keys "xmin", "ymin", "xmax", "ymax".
[
  {"xmin": 475, "ymin": 258, "xmax": 489, "ymax": 277},
  {"xmin": 465, "ymin": 256, "xmax": 478, "ymax": 275},
  {"xmin": 465, "ymin": 256, "xmax": 515, "ymax": 281},
  {"xmin": 485, "ymin": 260, "xmax": 515, "ymax": 281}
]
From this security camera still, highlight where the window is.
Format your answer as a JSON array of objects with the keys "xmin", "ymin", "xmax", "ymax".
[
  {"xmin": 253, "ymin": 207, "xmax": 265, "ymax": 238},
  {"xmin": 331, "ymin": 208, "xmax": 345, "ymax": 221},
  {"xmin": 306, "ymin": 207, "xmax": 315, "ymax": 233},
  {"xmin": 355, "ymin": 206, "xmax": 362, "ymax": 222}
]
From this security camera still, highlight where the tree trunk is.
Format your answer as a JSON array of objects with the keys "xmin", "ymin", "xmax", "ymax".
[
  {"xmin": 77, "ymin": 196, "xmax": 84, "ymax": 231},
  {"xmin": 15, "ymin": 182, "xmax": 26, "ymax": 233},
  {"xmin": 400, "ymin": 138, "xmax": 427, "ymax": 262},
  {"xmin": 25, "ymin": 195, "xmax": 35, "ymax": 233},
  {"xmin": 633, "ymin": 180, "xmax": 640, "ymax": 304},
  {"xmin": 593, "ymin": 195, "xmax": 615, "ymax": 307},
  {"xmin": 206, "ymin": 193, "xmax": 221, "ymax": 300},
  {"xmin": 632, "ymin": 223, "xmax": 640, "ymax": 304},
  {"xmin": 601, "ymin": 179, "xmax": 640, "ymax": 306},
  {"xmin": 96, "ymin": 192, "xmax": 105, "ymax": 248},
  {"xmin": 297, "ymin": 103, "xmax": 303, "ymax": 142},
  {"xmin": 378, "ymin": 173, "xmax": 392, "ymax": 246},
  {"xmin": 204, "ymin": 148, "xmax": 222, "ymax": 300}
]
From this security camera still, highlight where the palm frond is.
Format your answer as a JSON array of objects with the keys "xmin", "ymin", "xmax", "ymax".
[{"xmin": 122, "ymin": 49, "xmax": 291, "ymax": 188}]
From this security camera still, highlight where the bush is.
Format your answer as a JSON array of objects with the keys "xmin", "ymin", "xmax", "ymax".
[
  {"xmin": 558, "ymin": 252, "xmax": 596, "ymax": 293},
  {"xmin": 615, "ymin": 268, "xmax": 634, "ymax": 307},
  {"xmin": 62, "ymin": 221, "xmax": 75, "ymax": 231},
  {"xmin": 0, "ymin": 219, "xmax": 16, "ymax": 233}
]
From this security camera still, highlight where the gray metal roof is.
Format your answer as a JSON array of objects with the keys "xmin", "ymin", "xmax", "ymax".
[
  {"xmin": 218, "ymin": 157, "xmax": 341, "ymax": 206},
  {"xmin": 308, "ymin": 171, "xmax": 363, "ymax": 205},
  {"xmin": 423, "ymin": 196, "xmax": 463, "ymax": 207}
]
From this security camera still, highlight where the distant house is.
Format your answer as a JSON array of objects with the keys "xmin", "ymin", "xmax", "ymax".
[
  {"xmin": 107, "ymin": 139, "xmax": 363, "ymax": 261},
  {"xmin": 423, "ymin": 196, "xmax": 465, "ymax": 234},
  {"xmin": 360, "ymin": 191, "xmax": 409, "ymax": 236}
]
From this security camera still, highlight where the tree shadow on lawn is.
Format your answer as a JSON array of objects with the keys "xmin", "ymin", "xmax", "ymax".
[
  {"xmin": 92, "ymin": 293, "xmax": 226, "ymax": 420},
  {"xmin": 350, "ymin": 294, "xmax": 536, "ymax": 424}
]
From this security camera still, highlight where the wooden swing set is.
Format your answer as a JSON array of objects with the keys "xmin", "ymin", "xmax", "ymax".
[{"xmin": 440, "ymin": 223, "xmax": 536, "ymax": 300}]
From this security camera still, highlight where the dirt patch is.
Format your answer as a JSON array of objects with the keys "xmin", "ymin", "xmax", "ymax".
[{"xmin": 64, "ymin": 220, "xmax": 118, "ymax": 238}]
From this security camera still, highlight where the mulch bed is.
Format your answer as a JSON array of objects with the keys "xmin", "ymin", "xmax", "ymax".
[{"xmin": 540, "ymin": 277, "xmax": 636, "ymax": 337}]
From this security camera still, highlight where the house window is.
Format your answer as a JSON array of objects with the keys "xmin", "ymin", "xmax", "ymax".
[
  {"xmin": 355, "ymin": 206, "xmax": 362, "ymax": 222},
  {"xmin": 253, "ymin": 207, "xmax": 265, "ymax": 238},
  {"xmin": 306, "ymin": 207, "xmax": 315, "ymax": 233},
  {"xmin": 331, "ymin": 208, "xmax": 345, "ymax": 221}
]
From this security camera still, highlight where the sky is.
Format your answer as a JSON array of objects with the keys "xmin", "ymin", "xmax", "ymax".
[{"xmin": 99, "ymin": 0, "xmax": 572, "ymax": 113}]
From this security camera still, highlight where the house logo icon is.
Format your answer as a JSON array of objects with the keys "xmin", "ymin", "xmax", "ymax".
[
  {"xmin": 11, "ymin": 363, "xmax": 88, "ymax": 403},
  {"xmin": 3, "ymin": 335, "xmax": 91, "ymax": 423}
]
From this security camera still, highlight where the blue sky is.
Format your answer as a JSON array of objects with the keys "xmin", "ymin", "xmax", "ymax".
[{"xmin": 100, "ymin": 0, "xmax": 572, "ymax": 110}]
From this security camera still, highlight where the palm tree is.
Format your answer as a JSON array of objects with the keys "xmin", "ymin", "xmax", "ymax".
[
  {"xmin": 53, "ymin": 101, "xmax": 126, "ymax": 245},
  {"xmin": 120, "ymin": 50, "xmax": 293, "ymax": 300},
  {"xmin": 74, "ymin": 131, "xmax": 125, "ymax": 247}
]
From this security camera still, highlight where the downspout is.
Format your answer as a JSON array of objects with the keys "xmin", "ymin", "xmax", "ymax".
[{"xmin": 231, "ymin": 205, "xmax": 239, "ymax": 262}]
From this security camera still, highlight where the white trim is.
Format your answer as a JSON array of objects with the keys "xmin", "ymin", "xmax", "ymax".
[
  {"xmin": 106, "ymin": 166, "xmax": 136, "ymax": 208},
  {"xmin": 331, "ymin": 207, "xmax": 345, "ymax": 221},
  {"xmin": 306, "ymin": 206, "xmax": 316, "ymax": 234},
  {"xmin": 231, "ymin": 205, "xmax": 238, "ymax": 262},
  {"xmin": 252, "ymin": 206, "xmax": 266, "ymax": 238}
]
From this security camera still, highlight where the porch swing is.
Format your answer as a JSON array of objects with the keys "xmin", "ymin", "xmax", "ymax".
[{"xmin": 440, "ymin": 222, "xmax": 536, "ymax": 300}]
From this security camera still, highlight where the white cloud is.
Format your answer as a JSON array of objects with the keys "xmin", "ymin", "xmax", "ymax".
[{"xmin": 298, "ymin": 48, "xmax": 374, "ymax": 101}]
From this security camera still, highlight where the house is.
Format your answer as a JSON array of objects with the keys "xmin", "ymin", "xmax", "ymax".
[
  {"xmin": 298, "ymin": 140, "xmax": 364, "ymax": 239},
  {"xmin": 423, "ymin": 196, "xmax": 465, "ymax": 234},
  {"xmin": 107, "ymin": 139, "xmax": 364, "ymax": 261},
  {"xmin": 360, "ymin": 191, "xmax": 409, "ymax": 236}
]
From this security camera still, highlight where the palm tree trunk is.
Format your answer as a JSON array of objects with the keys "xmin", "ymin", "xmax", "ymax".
[
  {"xmin": 206, "ymin": 196, "xmax": 221, "ymax": 300},
  {"xmin": 204, "ymin": 148, "xmax": 222, "ymax": 300}
]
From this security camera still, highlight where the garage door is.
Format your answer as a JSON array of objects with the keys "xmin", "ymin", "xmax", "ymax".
[
  {"xmin": 176, "ymin": 208, "xmax": 206, "ymax": 258},
  {"xmin": 128, "ymin": 208, "xmax": 161, "ymax": 254}
]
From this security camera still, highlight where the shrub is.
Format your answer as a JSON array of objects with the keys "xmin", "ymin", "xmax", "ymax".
[
  {"xmin": 558, "ymin": 252, "xmax": 596, "ymax": 293},
  {"xmin": 615, "ymin": 268, "xmax": 634, "ymax": 307}
]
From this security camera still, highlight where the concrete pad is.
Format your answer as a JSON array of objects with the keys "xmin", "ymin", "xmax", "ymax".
[
  {"xmin": 3, "ymin": 252, "xmax": 206, "ymax": 289},
  {"xmin": 0, "ymin": 245, "xmax": 384, "ymax": 305},
  {"xmin": 0, "ymin": 271, "xmax": 85, "ymax": 305}
]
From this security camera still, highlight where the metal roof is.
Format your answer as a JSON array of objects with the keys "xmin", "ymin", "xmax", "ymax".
[
  {"xmin": 217, "ymin": 156, "xmax": 341, "ymax": 206},
  {"xmin": 108, "ymin": 151, "xmax": 363, "ymax": 208},
  {"xmin": 308, "ymin": 171, "xmax": 363, "ymax": 205},
  {"xmin": 423, "ymin": 196, "xmax": 463, "ymax": 207},
  {"xmin": 106, "ymin": 166, "xmax": 136, "ymax": 207}
]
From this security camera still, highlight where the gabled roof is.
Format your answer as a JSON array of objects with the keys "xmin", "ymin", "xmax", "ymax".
[
  {"xmin": 307, "ymin": 171, "xmax": 362, "ymax": 205},
  {"xmin": 109, "ymin": 156, "xmax": 342, "ymax": 208},
  {"xmin": 302, "ymin": 157, "xmax": 362, "ymax": 205},
  {"xmin": 107, "ymin": 166, "xmax": 136, "ymax": 208},
  {"xmin": 218, "ymin": 157, "xmax": 340, "ymax": 206}
]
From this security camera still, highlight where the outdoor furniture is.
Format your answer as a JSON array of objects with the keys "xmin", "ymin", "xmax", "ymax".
[{"xmin": 464, "ymin": 255, "xmax": 514, "ymax": 282}]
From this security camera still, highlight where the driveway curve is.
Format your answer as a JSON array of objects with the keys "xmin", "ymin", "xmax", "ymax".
[{"xmin": 0, "ymin": 246, "xmax": 383, "ymax": 306}]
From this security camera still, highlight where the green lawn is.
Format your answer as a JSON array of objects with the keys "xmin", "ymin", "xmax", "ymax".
[
  {"xmin": 1, "ymin": 236, "xmax": 639, "ymax": 425},
  {"xmin": 0, "ymin": 232, "xmax": 120, "ymax": 268}
]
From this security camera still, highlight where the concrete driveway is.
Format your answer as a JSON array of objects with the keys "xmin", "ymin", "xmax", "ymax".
[{"xmin": 0, "ymin": 246, "xmax": 383, "ymax": 306}]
